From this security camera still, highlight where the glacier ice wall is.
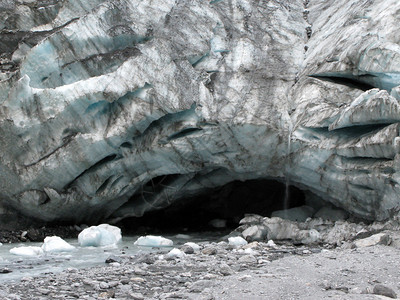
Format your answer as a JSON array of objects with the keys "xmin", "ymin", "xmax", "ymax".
[{"xmin": 0, "ymin": 0, "xmax": 400, "ymax": 224}]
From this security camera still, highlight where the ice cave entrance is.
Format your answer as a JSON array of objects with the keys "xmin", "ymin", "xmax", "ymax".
[{"xmin": 119, "ymin": 179, "xmax": 306, "ymax": 233}]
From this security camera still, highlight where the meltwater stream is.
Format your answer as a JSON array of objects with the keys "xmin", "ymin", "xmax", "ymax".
[{"xmin": 0, "ymin": 232, "xmax": 223, "ymax": 283}]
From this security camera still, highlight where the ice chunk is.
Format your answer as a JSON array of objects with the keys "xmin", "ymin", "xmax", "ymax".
[
  {"xmin": 228, "ymin": 236, "xmax": 248, "ymax": 247},
  {"xmin": 42, "ymin": 236, "xmax": 75, "ymax": 252},
  {"xmin": 78, "ymin": 224, "xmax": 122, "ymax": 247},
  {"xmin": 183, "ymin": 242, "xmax": 201, "ymax": 252},
  {"xmin": 134, "ymin": 235, "xmax": 173, "ymax": 247},
  {"xmin": 10, "ymin": 246, "xmax": 44, "ymax": 256},
  {"xmin": 166, "ymin": 248, "xmax": 185, "ymax": 259}
]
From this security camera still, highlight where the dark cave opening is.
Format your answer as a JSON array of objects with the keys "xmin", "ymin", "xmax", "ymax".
[{"xmin": 119, "ymin": 179, "xmax": 306, "ymax": 234}]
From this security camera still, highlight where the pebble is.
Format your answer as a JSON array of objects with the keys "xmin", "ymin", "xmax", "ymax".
[
  {"xmin": 37, "ymin": 288, "xmax": 50, "ymax": 295},
  {"xmin": 99, "ymin": 282, "xmax": 109, "ymax": 289},
  {"xmin": 108, "ymin": 281, "xmax": 119, "ymax": 288},
  {"xmin": 133, "ymin": 267, "xmax": 147, "ymax": 275},
  {"xmin": 219, "ymin": 264, "xmax": 234, "ymax": 276},
  {"xmin": 190, "ymin": 280, "xmax": 214, "ymax": 293},
  {"xmin": 373, "ymin": 284, "xmax": 397, "ymax": 299},
  {"xmin": 131, "ymin": 277, "xmax": 146, "ymax": 283},
  {"xmin": 181, "ymin": 244, "xmax": 194, "ymax": 254},
  {"xmin": 129, "ymin": 292, "xmax": 145, "ymax": 300},
  {"xmin": 20, "ymin": 277, "xmax": 33, "ymax": 282},
  {"xmin": 238, "ymin": 255, "xmax": 257, "ymax": 264},
  {"xmin": 202, "ymin": 247, "xmax": 217, "ymax": 255},
  {"xmin": 238, "ymin": 275, "xmax": 252, "ymax": 281},
  {"xmin": 98, "ymin": 291, "xmax": 115, "ymax": 298},
  {"xmin": 67, "ymin": 267, "xmax": 77, "ymax": 273}
]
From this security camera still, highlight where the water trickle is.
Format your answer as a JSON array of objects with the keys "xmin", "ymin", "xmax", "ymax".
[{"xmin": 283, "ymin": 112, "xmax": 294, "ymax": 217}]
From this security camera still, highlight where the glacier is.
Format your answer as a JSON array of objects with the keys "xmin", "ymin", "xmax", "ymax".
[{"xmin": 0, "ymin": 0, "xmax": 400, "ymax": 226}]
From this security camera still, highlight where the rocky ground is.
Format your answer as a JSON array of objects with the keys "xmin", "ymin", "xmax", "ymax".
[
  {"xmin": 0, "ymin": 226, "xmax": 399, "ymax": 300},
  {"xmin": 0, "ymin": 226, "xmax": 80, "ymax": 244}
]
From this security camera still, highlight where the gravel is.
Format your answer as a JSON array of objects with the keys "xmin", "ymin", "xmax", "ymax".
[{"xmin": 0, "ymin": 233, "xmax": 399, "ymax": 299}]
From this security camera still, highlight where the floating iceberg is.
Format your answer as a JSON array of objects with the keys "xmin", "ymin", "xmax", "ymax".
[
  {"xmin": 42, "ymin": 236, "xmax": 75, "ymax": 252},
  {"xmin": 78, "ymin": 224, "xmax": 122, "ymax": 247},
  {"xmin": 10, "ymin": 246, "xmax": 44, "ymax": 257},
  {"xmin": 134, "ymin": 235, "xmax": 173, "ymax": 247}
]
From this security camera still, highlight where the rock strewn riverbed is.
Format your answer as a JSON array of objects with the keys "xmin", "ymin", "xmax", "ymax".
[{"xmin": 1, "ymin": 234, "xmax": 399, "ymax": 300}]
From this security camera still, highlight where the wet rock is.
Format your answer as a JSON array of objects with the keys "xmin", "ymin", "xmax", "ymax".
[
  {"xmin": 184, "ymin": 242, "xmax": 201, "ymax": 252},
  {"xmin": 136, "ymin": 253, "xmax": 156, "ymax": 264},
  {"xmin": 26, "ymin": 229, "xmax": 43, "ymax": 242},
  {"xmin": 181, "ymin": 244, "xmax": 194, "ymax": 254},
  {"xmin": 0, "ymin": 268, "xmax": 12, "ymax": 274},
  {"xmin": 105, "ymin": 255, "xmax": 122, "ymax": 264},
  {"xmin": 373, "ymin": 284, "xmax": 397, "ymax": 299}
]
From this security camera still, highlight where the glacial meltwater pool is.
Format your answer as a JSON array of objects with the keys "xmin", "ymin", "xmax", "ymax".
[{"xmin": 0, "ymin": 232, "xmax": 223, "ymax": 283}]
